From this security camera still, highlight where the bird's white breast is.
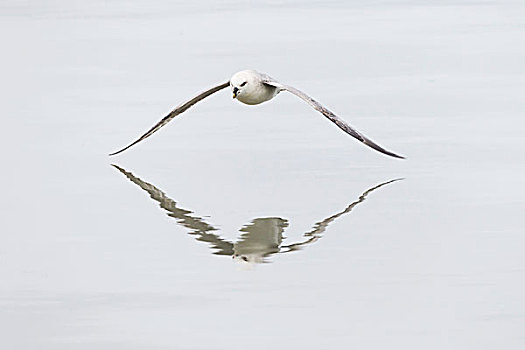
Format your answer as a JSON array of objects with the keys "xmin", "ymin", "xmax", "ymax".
[{"xmin": 237, "ymin": 82, "xmax": 279, "ymax": 105}]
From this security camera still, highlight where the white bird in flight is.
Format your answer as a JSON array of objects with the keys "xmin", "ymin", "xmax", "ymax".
[{"xmin": 109, "ymin": 70, "xmax": 404, "ymax": 158}]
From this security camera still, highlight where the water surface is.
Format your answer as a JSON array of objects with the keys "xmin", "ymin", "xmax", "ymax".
[{"xmin": 1, "ymin": 1, "xmax": 524, "ymax": 349}]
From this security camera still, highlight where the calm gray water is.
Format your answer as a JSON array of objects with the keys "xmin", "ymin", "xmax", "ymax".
[{"xmin": 1, "ymin": 1, "xmax": 524, "ymax": 349}]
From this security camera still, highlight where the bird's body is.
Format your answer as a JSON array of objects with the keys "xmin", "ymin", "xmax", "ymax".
[
  {"xmin": 110, "ymin": 69, "xmax": 404, "ymax": 159},
  {"xmin": 230, "ymin": 70, "xmax": 280, "ymax": 105}
]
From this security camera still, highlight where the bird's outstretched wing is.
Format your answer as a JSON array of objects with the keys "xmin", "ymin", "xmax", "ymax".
[
  {"xmin": 262, "ymin": 79, "xmax": 405, "ymax": 159},
  {"xmin": 112, "ymin": 164, "xmax": 234, "ymax": 256},
  {"xmin": 109, "ymin": 81, "xmax": 230, "ymax": 156}
]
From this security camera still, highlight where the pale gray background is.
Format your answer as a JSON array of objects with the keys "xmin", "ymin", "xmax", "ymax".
[{"xmin": 1, "ymin": 0, "xmax": 524, "ymax": 349}]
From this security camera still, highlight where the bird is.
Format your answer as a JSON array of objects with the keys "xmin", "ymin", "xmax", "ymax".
[{"xmin": 109, "ymin": 70, "xmax": 404, "ymax": 158}]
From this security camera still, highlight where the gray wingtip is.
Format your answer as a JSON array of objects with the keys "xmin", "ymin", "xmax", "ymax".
[
  {"xmin": 108, "ymin": 140, "xmax": 140, "ymax": 156},
  {"xmin": 390, "ymin": 152, "xmax": 406, "ymax": 160},
  {"xmin": 109, "ymin": 150, "xmax": 123, "ymax": 156}
]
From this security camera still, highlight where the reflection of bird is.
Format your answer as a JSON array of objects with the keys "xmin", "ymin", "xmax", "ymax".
[
  {"xmin": 112, "ymin": 164, "xmax": 401, "ymax": 264},
  {"xmin": 110, "ymin": 70, "xmax": 404, "ymax": 158}
]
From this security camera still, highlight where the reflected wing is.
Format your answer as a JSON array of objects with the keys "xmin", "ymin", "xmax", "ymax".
[
  {"xmin": 112, "ymin": 165, "xmax": 234, "ymax": 256},
  {"xmin": 263, "ymin": 79, "xmax": 404, "ymax": 159},
  {"xmin": 110, "ymin": 81, "xmax": 230, "ymax": 155},
  {"xmin": 281, "ymin": 178, "xmax": 402, "ymax": 253}
]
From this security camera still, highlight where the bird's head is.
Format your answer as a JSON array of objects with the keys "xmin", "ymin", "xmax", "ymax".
[{"xmin": 230, "ymin": 70, "xmax": 257, "ymax": 99}]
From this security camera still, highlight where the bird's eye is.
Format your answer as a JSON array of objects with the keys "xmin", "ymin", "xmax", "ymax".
[{"xmin": 240, "ymin": 81, "xmax": 247, "ymax": 87}]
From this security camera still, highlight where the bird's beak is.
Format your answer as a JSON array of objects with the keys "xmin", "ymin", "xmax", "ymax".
[{"xmin": 232, "ymin": 87, "xmax": 239, "ymax": 99}]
